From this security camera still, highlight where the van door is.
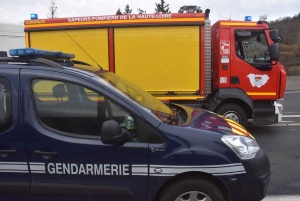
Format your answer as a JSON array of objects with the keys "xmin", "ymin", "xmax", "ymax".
[
  {"xmin": 0, "ymin": 69, "xmax": 32, "ymax": 201},
  {"xmin": 20, "ymin": 69, "xmax": 149, "ymax": 201}
]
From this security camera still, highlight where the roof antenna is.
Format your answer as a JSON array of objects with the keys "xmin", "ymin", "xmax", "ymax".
[
  {"xmin": 62, "ymin": 30, "xmax": 103, "ymax": 70},
  {"xmin": 218, "ymin": 13, "xmax": 231, "ymax": 20}
]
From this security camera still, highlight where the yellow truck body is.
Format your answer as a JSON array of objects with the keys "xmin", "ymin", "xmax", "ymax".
[{"xmin": 24, "ymin": 13, "xmax": 210, "ymax": 101}]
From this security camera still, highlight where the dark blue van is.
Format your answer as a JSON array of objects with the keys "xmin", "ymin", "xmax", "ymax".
[{"xmin": 0, "ymin": 48, "xmax": 270, "ymax": 201}]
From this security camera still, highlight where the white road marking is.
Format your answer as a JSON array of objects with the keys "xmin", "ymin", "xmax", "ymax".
[
  {"xmin": 264, "ymin": 195, "xmax": 300, "ymax": 200},
  {"xmin": 283, "ymin": 115, "xmax": 300, "ymax": 118},
  {"xmin": 285, "ymin": 91, "xmax": 300, "ymax": 93},
  {"xmin": 281, "ymin": 121, "xmax": 294, "ymax": 123},
  {"xmin": 266, "ymin": 123, "xmax": 300, "ymax": 127},
  {"xmin": 284, "ymin": 99, "xmax": 300, "ymax": 101}
]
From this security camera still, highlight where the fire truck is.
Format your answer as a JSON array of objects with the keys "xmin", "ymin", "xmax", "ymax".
[{"xmin": 23, "ymin": 6, "xmax": 286, "ymax": 126}]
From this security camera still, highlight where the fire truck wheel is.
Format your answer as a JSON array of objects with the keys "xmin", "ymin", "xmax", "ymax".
[
  {"xmin": 158, "ymin": 177, "xmax": 224, "ymax": 201},
  {"xmin": 216, "ymin": 103, "xmax": 247, "ymax": 127}
]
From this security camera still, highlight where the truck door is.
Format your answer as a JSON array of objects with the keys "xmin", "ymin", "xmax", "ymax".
[
  {"xmin": 230, "ymin": 27, "xmax": 278, "ymax": 100},
  {"xmin": 20, "ymin": 69, "xmax": 149, "ymax": 201},
  {"xmin": 0, "ymin": 69, "xmax": 32, "ymax": 201}
]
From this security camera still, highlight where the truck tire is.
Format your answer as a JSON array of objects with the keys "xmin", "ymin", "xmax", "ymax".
[
  {"xmin": 158, "ymin": 178, "xmax": 224, "ymax": 201},
  {"xmin": 215, "ymin": 103, "xmax": 247, "ymax": 127}
]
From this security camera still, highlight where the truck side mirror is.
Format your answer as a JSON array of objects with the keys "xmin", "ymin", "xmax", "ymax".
[
  {"xmin": 269, "ymin": 43, "xmax": 279, "ymax": 61},
  {"xmin": 270, "ymin": 29, "xmax": 279, "ymax": 42},
  {"xmin": 101, "ymin": 120, "xmax": 127, "ymax": 145}
]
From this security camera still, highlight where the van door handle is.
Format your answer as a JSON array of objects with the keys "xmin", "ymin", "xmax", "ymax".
[
  {"xmin": 0, "ymin": 150, "xmax": 17, "ymax": 154},
  {"xmin": 34, "ymin": 151, "xmax": 58, "ymax": 156}
]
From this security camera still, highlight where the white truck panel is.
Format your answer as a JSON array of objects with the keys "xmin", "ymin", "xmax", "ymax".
[{"xmin": 0, "ymin": 23, "xmax": 25, "ymax": 55}]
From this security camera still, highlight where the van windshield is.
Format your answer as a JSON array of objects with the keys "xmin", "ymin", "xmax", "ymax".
[{"xmin": 95, "ymin": 71, "xmax": 174, "ymax": 117}]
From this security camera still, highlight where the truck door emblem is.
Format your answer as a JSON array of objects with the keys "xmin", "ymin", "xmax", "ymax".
[
  {"xmin": 154, "ymin": 168, "xmax": 163, "ymax": 173},
  {"xmin": 247, "ymin": 74, "xmax": 269, "ymax": 88},
  {"xmin": 220, "ymin": 40, "xmax": 230, "ymax": 54}
]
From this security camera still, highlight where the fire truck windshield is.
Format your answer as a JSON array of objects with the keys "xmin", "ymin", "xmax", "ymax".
[{"xmin": 235, "ymin": 30, "xmax": 271, "ymax": 66}]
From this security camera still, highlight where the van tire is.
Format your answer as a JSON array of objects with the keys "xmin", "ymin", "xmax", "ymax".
[
  {"xmin": 216, "ymin": 103, "xmax": 247, "ymax": 127},
  {"xmin": 158, "ymin": 178, "xmax": 224, "ymax": 201}
]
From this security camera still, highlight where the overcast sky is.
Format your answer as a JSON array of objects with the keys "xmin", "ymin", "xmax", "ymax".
[{"xmin": 0, "ymin": 0, "xmax": 299, "ymax": 25}]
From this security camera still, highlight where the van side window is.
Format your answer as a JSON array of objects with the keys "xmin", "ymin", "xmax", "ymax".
[
  {"xmin": 31, "ymin": 79, "xmax": 137, "ymax": 140},
  {"xmin": 0, "ymin": 78, "xmax": 12, "ymax": 133}
]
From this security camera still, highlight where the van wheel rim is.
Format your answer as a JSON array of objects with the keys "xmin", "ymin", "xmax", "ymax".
[
  {"xmin": 223, "ymin": 111, "xmax": 241, "ymax": 123},
  {"xmin": 175, "ymin": 191, "xmax": 212, "ymax": 201}
]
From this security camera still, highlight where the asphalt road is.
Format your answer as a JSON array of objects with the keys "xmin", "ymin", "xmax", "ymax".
[{"xmin": 250, "ymin": 91, "xmax": 300, "ymax": 200}]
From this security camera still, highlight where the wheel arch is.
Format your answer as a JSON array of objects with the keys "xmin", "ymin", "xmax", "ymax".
[
  {"xmin": 153, "ymin": 171, "xmax": 230, "ymax": 201},
  {"xmin": 215, "ymin": 98, "xmax": 253, "ymax": 119},
  {"xmin": 208, "ymin": 88, "xmax": 253, "ymax": 119}
]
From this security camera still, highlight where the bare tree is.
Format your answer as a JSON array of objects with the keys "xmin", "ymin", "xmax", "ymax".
[
  {"xmin": 137, "ymin": 8, "xmax": 146, "ymax": 14},
  {"xmin": 123, "ymin": 4, "xmax": 132, "ymax": 15},
  {"xmin": 155, "ymin": 0, "xmax": 170, "ymax": 13},
  {"xmin": 48, "ymin": 0, "xmax": 58, "ymax": 18},
  {"xmin": 269, "ymin": 13, "xmax": 300, "ymax": 45}
]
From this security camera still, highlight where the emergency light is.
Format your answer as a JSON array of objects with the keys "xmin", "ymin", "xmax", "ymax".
[
  {"xmin": 30, "ymin": 13, "xmax": 38, "ymax": 20},
  {"xmin": 9, "ymin": 48, "xmax": 75, "ymax": 59},
  {"xmin": 245, "ymin": 16, "xmax": 252, "ymax": 21}
]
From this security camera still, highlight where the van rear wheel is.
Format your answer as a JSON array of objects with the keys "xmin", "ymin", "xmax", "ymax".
[
  {"xmin": 216, "ymin": 103, "xmax": 247, "ymax": 127},
  {"xmin": 158, "ymin": 178, "xmax": 224, "ymax": 201}
]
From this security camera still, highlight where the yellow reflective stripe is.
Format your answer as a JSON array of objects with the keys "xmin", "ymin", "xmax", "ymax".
[
  {"xmin": 231, "ymin": 128, "xmax": 246, "ymax": 136},
  {"xmin": 227, "ymin": 120, "xmax": 255, "ymax": 139},
  {"xmin": 226, "ymin": 118, "xmax": 241, "ymax": 126},
  {"xmin": 226, "ymin": 118, "xmax": 246, "ymax": 129},
  {"xmin": 227, "ymin": 121, "xmax": 243, "ymax": 129},
  {"xmin": 156, "ymin": 96, "xmax": 204, "ymax": 100},
  {"xmin": 220, "ymin": 22, "xmax": 257, "ymax": 26},
  {"xmin": 148, "ymin": 91, "xmax": 200, "ymax": 95},
  {"xmin": 247, "ymin": 92, "xmax": 276, "ymax": 96},
  {"xmin": 218, "ymin": 114, "xmax": 256, "ymax": 139},
  {"xmin": 228, "ymin": 122, "xmax": 248, "ymax": 135},
  {"xmin": 227, "ymin": 119, "xmax": 249, "ymax": 134},
  {"xmin": 217, "ymin": 114, "xmax": 245, "ymax": 130},
  {"xmin": 248, "ymin": 133, "xmax": 255, "ymax": 139}
]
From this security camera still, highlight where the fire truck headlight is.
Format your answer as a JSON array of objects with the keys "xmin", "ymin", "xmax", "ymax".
[{"xmin": 221, "ymin": 135, "xmax": 260, "ymax": 160}]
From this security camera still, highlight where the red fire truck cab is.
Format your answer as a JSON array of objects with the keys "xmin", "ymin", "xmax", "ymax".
[{"xmin": 209, "ymin": 18, "xmax": 286, "ymax": 126}]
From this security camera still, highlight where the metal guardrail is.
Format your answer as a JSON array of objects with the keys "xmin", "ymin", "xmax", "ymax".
[{"xmin": 286, "ymin": 76, "xmax": 300, "ymax": 91}]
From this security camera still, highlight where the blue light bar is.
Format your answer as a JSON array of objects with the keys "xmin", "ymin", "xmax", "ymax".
[
  {"xmin": 30, "ymin": 13, "xmax": 38, "ymax": 20},
  {"xmin": 245, "ymin": 16, "xmax": 252, "ymax": 21},
  {"xmin": 9, "ymin": 48, "xmax": 75, "ymax": 59}
]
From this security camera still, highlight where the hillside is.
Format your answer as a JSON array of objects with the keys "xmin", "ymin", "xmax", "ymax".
[{"xmin": 268, "ymin": 13, "xmax": 300, "ymax": 75}]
